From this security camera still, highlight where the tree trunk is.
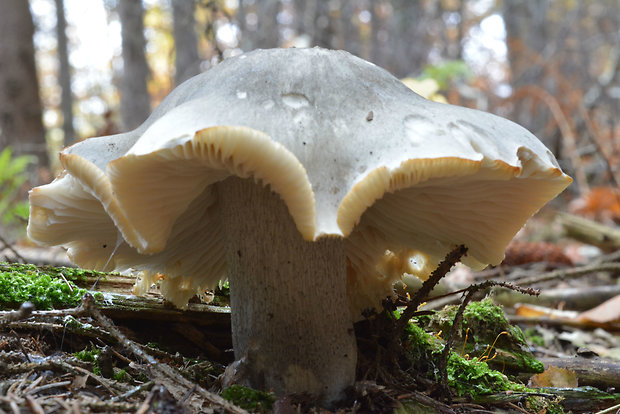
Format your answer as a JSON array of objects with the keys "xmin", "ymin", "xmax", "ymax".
[
  {"xmin": 238, "ymin": 0, "xmax": 280, "ymax": 50},
  {"xmin": 118, "ymin": 0, "xmax": 151, "ymax": 131},
  {"xmin": 55, "ymin": 0, "xmax": 75, "ymax": 144},
  {"xmin": 0, "ymin": 0, "xmax": 47, "ymax": 166},
  {"xmin": 502, "ymin": 0, "xmax": 550, "ymax": 134},
  {"xmin": 390, "ymin": 0, "xmax": 430, "ymax": 77},
  {"xmin": 371, "ymin": 0, "xmax": 429, "ymax": 77},
  {"xmin": 216, "ymin": 177, "xmax": 356, "ymax": 405},
  {"xmin": 313, "ymin": 0, "xmax": 336, "ymax": 48},
  {"xmin": 172, "ymin": 0, "xmax": 200, "ymax": 86},
  {"xmin": 293, "ymin": 0, "xmax": 316, "ymax": 42}
]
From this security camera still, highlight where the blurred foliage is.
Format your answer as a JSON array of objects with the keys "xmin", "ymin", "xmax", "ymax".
[
  {"xmin": 420, "ymin": 60, "xmax": 473, "ymax": 90},
  {"xmin": 144, "ymin": 2, "xmax": 174, "ymax": 106},
  {"xmin": 402, "ymin": 60, "xmax": 474, "ymax": 103},
  {"xmin": 0, "ymin": 147, "xmax": 34, "ymax": 225}
]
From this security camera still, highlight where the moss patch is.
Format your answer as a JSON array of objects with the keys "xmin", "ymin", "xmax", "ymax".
[
  {"xmin": 446, "ymin": 353, "xmax": 516, "ymax": 396},
  {"xmin": 74, "ymin": 346, "xmax": 102, "ymax": 375},
  {"xmin": 221, "ymin": 384, "xmax": 275, "ymax": 411},
  {"xmin": 400, "ymin": 299, "xmax": 562, "ymax": 408},
  {"xmin": 424, "ymin": 298, "xmax": 544, "ymax": 374},
  {"xmin": 0, "ymin": 262, "xmax": 88, "ymax": 310}
]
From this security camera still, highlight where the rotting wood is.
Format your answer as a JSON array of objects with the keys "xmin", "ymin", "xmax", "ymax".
[
  {"xmin": 0, "ymin": 292, "xmax": 231, "ymax": 329},
  {"xmin": 558, "ymin": 212, "xmax": 620, "ymax": 251},
  {"xmin": 535, "ymin": 356, "xmax": 620, "ymax": 389}
]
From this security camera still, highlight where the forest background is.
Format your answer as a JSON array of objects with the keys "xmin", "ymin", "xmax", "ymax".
[{"xmin": 1, "ymin": 0, "xmax": 619, "ymax": 236}]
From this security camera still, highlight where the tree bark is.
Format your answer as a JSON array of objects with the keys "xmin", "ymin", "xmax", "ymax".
[
  {"xmin": 216, "ymin": 177, "xmax": 356, "ymax": 404},
  {"xmin": 293, "ymin": 0, "xmax": 316, "ymax": 42},
  {"xmin": 172, "ymin": 0, "xmax": 200, "ymax": 86},
  {"xmin": 118, "ymin": 0, "xmax": 151, "ymax": 131},
  {"xmin": 238, "ymin": 0, "xmax": 280, "ymax": 50},
  {"xmin": 55, "ymin": 0, "xmax": 75, "ymax": 144},
  {"xmin": 371, "ymin": 0, "xmax": 429, "ymax": 77},
  {"xmin": 0, "ymin": 0, "xmax": 47, "ymax": 166},
  {"xmin": 502, "ymin": 0, "xmax": 550, "ymax": 134}
]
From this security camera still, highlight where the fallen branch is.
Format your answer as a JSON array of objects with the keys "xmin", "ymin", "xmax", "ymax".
[
  {"xmin": 79, "ymin": 293, "xmax": 248, "ymax": 414},
  {"xmin": 0, "ymin": 234, "xmax": 27, "ymax": 264},
  {"xmin": 512, "ymin": 262, "xmax": 620, "ymax": 286},
  {"xmin": 558, "ymin": 212, "xmax": 620, "ymax": 250},
  {"xmin": 534, "ymin": 356, "xmax": 620, "ymax": 389},
  {"xmin": 494, "ymin": 284, "xmax": 620, "ymax": 311}
]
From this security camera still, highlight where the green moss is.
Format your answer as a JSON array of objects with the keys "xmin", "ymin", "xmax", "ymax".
[
  {"xmin": 221, "ymin": 385, "xmax": 275, "ymax": 411},
  {"xmin": 446, "ymin": 353, "xmax": 515, "ymax": 397},
  {"xmin": 113, "ymin": 369, "xmax": 130, "ymax": 382},
  {"xmin": 182, "ymin": 360, "xmax": 223, "ymax": 389},
  {"xmin": 74, "ymin": 346, "xmax": 100, "ymax": 363},
  {"xmin": 524, "ymin": 328, "xmax": 545, "ymax": 347},
  {"xmin": 403, "ymin": 320, "xmax": 525, "ymax": 399},
  {"xmin": 212, "ymin": 280, "xmax": 230, "ymax": 306},
  {"xmin": 74, "ymin": 346, "xmax": 102, "ymax": 375},
  {"xmin": 0, "ymin": 262, "xmax": 109, "ymax": 282},
  {"xmin": 401, "ymin": 299, "xmax": 557, "ymax": 401},
  {"xmin": 0, "ymin": 262, "xmax": 88, "ymax": 310},
  {"xmin": 404, "ymin": 321, "xmax": 443, "ymax": 357},
  {"xmin": 146, "ymin": 341, "xmax": 172, "ymax": 354},
  {"xmin": 427, "ymin": 298, "xmax": 544, "ymax": 374},
  {"xmin": 525, "ymin": 395, "xmax": 565, "ymax": 414}
]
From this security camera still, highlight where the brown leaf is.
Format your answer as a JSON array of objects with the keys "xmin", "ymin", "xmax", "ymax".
[
  {"xmin": 529, "ymin": 366, "xmax": 578, "ymax": 388},
  {"xmin": 578, "ymin": 294, "xmax": 620, "ymax": 324},
  {"xmin": 568, "ymin": 186, "xmax": 620, "ymax": 224},
  {"xmin": 71, "ymin": 374, "xmax": 88, "ymax": 390},
  {"xmin": 515, "ymin": 303, "xmax": 578, "ymax": 319},
  {"xmin": 503, "ymin": 241, "xmax": 573, "ymax": 266}
]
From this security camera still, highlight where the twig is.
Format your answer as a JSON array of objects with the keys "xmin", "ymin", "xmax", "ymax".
[
  {"xmin": 135, "ymin": 386, "xmax": 156, "ymax": 414},
  {"xmin": 437, "ymin": 281, "xmax": 539, "ymax": 402},
  {"xmin": 79, "ymin": 293, "xmax": 249, "ymax": 414},
  {"xmin": 507, "ymin": 401, "xmax": 533, "ymax": 414},
  {"xmin": 7, "ymin": 320, "xmax": 117, "ymax": 345},
  {"xmin": 0, "ymin": 233, "xmax": 27, "ymax": 264},
  {"xmin": 0, "ymin": 303, "xmax": 88, "ymax": 320},
  {"xmin": 80, "ymin": 400, "xmax": 142, "ymax": 412},
  {"xmin": 24, "ymin": 395, "xmax": 45, "ymax": 414},
  {"xmin": 109, "ymin": 381, "xmax": 154, "ymax": 402},
  {"xmin": 67, "ymin": 363, "xmax": 121, "ymax": 395},
  {"xmin": 396, "ymin": 245, "xmax": 468, "ymax": 335},
  {"xmin": 0, "ymin": 358, "xmax": 131, "ymax": 394},
  {"xmin": 513, "ymin": 262, "xmax": 620, "ymax": 285},
  {"xmin": 0, "ymin": 302, "xmax": 34, "ymax": 326},
  {"xmin": 595, "ymin": 402, "xmax": 620, "ymax": 414},
  {"xmin": 25, "ymin": 380, "xmax": 72, "ymax": 396}
]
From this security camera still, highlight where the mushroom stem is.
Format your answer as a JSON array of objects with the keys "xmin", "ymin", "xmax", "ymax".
[{"xmin": 216, "ymin": 176, "xmax": 356, "ymax": 403}]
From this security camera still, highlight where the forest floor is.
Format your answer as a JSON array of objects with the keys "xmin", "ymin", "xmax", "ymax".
[{"xmin": 1, "ymin": 209, "xmax": 620, "ymax": 413}]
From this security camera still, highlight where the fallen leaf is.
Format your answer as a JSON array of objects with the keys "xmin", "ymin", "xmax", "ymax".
[
  {"xmin": 515, "ymin": 303, "xmax": 579, "ymax": 319},
  {"xmin": 529, "ymin": 366, "xmax": 578, "ymax": 388},
  {"xmin": 71, "ymin": 374, "xmax": 88, "ymax": 389},
  {"xmin": 578, "ymin": 294, "xmax": 620, "ymax": 324}
]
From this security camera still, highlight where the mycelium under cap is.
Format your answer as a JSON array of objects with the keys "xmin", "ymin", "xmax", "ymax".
[{"xmin": 28, "ymin": 47, "xmax": 571, "ymax": 311}]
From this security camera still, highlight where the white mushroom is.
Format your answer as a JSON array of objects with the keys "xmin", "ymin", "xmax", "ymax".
[{"xmin": 28, "ymin": 47, "xmax": 571, "ymax": 403}]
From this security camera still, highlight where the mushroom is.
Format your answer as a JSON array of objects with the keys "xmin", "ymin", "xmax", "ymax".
[{"xmin": 28, "ymin": 47, "xmax": 571, "ymax": 403}]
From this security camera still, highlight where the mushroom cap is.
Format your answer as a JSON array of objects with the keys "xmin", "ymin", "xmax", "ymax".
[{"xmin": 28, "ymin": 47, "xmax": 571, "ymax": 312}]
